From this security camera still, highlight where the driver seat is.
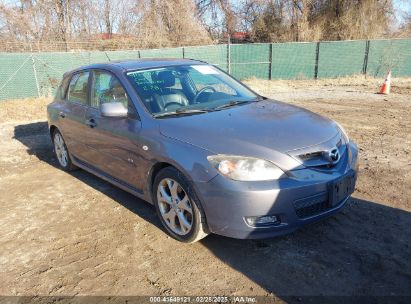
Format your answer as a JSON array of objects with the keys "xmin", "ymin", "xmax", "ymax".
[{"xmin": 153, "ymin": 71, "xmax": 188, "ymax": 111}]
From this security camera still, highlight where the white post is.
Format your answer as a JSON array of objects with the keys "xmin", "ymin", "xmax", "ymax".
[
  {"xmin": 30, "ymin": 54, "xmax": 41, "ymax": 97},
  {"xmin": 227, "ymin": 34, "xmax": 231, "ymax": 74}
]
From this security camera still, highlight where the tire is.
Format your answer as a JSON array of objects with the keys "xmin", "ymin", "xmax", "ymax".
[
  {"xmin": 153, "ymin": 167, "xmax": 208, "ymax": 243},
  {"xmin": 52, "ymin": 129, "xmax": 77, "ymax": 172}
]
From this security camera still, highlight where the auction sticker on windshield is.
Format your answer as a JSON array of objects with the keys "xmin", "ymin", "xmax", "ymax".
[{"xmin": 192, "ymin": 65, "xmax": 219, "ymax": 74}]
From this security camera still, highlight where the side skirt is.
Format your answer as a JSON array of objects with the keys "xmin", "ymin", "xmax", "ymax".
[{"xmin": 71, "ymin": 155, "xmax": 151, "ymax": 203}]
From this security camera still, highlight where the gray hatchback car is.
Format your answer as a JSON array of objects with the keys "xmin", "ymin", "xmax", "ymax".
[{"xmin": 47, "ymin": 59, "xmax": 358, "ymax": 243}]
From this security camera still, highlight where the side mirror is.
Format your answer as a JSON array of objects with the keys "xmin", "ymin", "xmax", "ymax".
[{"xmin": 100, "ymin": 102, "xmax": 128, "ymax": 118}]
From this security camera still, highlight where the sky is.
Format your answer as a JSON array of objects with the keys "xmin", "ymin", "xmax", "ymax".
[
  {"xmin": 392, "ymin": 0, "xmax": 411, "ymax": 28},
  {"xmin": 394, "ymin": 0, "xmax": 411, "ymax": 11}
]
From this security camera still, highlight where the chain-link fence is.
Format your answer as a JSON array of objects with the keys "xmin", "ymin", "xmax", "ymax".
[{"xmin": 1, "ymin": 38, "xmax": 410, "ymax": 101}]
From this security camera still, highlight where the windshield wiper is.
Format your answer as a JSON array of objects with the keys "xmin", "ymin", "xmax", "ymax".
[
  {"xmin": 153, "ymin": 108, "xmax": 209, "ymax": 118},
  {"xmin": 212, "ymin": 100, "xmax": 252, "ymax": 111}
]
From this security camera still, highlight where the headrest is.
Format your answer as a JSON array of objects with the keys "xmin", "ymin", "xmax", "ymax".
[
  {"xmin": 156, "ymin": 71, "xmax": 175, "ymax": 88},
  {"xmin": 110, "ymin": 77, "xmax": 121, "ymax": 88}
]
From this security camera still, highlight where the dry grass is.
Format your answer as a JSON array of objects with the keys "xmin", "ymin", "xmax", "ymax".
[
  {"xmin": 244, "ymin": 75, "xmax": 411, "ymax": 96},
  {"xmin": 0, "ymin": 97, "xmax": 51, "ymax": 122},
  {"xmin": 244, "ymin": 75, "xmax": 411, "ymax": 92}
]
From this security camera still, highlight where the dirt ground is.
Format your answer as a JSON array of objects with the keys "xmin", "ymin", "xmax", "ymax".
[{"xmin": 0, "ymin": 76, "xmax": 410, "ymax": 301}]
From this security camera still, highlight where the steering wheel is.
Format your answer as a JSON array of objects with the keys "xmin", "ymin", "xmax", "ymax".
[
  {"xmin": 193, "ymin": 86, "xmax": 217, "ymax": 103},
  {"xmin": 163, "ymin": 102, "xmax": 185, "ymax": 111}
]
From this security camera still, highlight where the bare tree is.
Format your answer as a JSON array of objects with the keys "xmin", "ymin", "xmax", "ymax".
[
  {"xmin": 196, "ymin": 0, "xmax": 238, "ymax": 39},
  {"xmin": 54, "ymin": 0, "xmax": 69, "ymax": 46},
  {"xmin": 136, "ymin": 0, "xmax": 212, "ymax": 47},
  {"xmin": 246, "ymin": 0, "xmax": 394, "ymax": 42},
  {"xmin": 104, "ymin": 0, "xmax": 112, "ymax": 35},
  {"xmin": 0, "ymin": 0, "xmax": 400, "ymax": 51}
]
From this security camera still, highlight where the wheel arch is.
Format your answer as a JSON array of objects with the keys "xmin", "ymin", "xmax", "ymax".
[
  {"xmin": 147, "ymin": 161, "xmax": 210, "ymax": 233},
  {"xmin": 49, "ymin": 125, "xmax": 58, "ymax": 138},
  {"xmin": 148, "ymin": 162, "xmax": 173, "ymax": 199}
]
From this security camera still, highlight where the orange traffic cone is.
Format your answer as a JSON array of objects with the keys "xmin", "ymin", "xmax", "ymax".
[{"xmin": 378, "ymin": 70, "xmax": 391, "ymax": 95}]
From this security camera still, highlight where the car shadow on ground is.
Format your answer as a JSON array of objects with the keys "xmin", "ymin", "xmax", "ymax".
[
  {"xmin": 13, "ymin": 121, "xmax": 162, "ymax": 230},
  {"xmin": 202, "ymin": 199, "xmax": 411, "ymax": 300},
  {"xmin": 13, "ymin": 122, "xmax": 411, "ymax": 301}
]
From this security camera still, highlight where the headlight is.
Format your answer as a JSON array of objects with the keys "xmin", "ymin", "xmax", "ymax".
[
  {"xmin": 336, "ymin": 122, "xmax": 349, "ymax": 143},
  {"xmin": 207, "ymin": 155, "xmax": 285, "ymax": 181}
]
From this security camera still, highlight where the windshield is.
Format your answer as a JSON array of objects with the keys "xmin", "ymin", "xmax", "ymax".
[{"xmin": 126, "ymin": 65, "xmax": 258, "ymax": 117}]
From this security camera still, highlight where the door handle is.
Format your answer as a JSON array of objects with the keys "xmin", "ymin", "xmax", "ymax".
[
  {"xmin": 59, "ymin": 111, "xmax": 66, "ymax": 118},
  {"xmin": 85, "ymin": 118, "xmax": 97, "ymax": 128}
]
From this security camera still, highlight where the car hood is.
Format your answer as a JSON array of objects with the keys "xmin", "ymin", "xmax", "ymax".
[{"xmin": 158, "ymin": 100, "xmax": 340, "ymax": 170}]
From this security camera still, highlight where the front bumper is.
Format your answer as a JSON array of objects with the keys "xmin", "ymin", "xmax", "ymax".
[{"xmin": 195, "ymin": 142, "xmax": 358, "ymax": 239}]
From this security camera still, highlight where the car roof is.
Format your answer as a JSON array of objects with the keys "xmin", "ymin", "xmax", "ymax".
[{"xmin": 67, "ymin": 58, "xmax": 208, "ymax": 76}]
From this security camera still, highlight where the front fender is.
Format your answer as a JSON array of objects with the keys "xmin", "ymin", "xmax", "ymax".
[{"xmin": 141, "ymin": 133, "xmax": 218, "ymax": 203}]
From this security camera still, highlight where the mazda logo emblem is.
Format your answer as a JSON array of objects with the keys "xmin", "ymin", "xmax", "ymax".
[{"xmin": 324, "ymin": 147, "xmax": 340, "ymax": 164}]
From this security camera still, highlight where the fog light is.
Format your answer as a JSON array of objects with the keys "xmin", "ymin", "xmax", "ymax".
[{"xmin": 245, "ymin": 215, "xmax": 280, "ymax": 227}]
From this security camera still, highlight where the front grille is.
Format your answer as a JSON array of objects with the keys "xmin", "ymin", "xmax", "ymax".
[
  {"xmin": 293, "ymin": 192, "xmax": 331, "ymax": 218},
  {"xmin": 296, "ymin": 139, "xmax": 344, "ymax": 168},
  {"xmin": 287, "ymin": 133, "xmax": 346, "ymax": 169}
]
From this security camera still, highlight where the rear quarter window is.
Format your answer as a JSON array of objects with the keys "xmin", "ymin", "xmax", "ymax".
[{"xmin": 54, "ymin": 75, "xmax": 70, "ymax": 101}]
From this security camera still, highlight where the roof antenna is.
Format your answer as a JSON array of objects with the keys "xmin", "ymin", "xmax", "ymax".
[{"xmin": 104, "ymin": 52, "xmax": 111, "ymax": 61}]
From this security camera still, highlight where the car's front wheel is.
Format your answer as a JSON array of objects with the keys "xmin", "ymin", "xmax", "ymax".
[
  {"xmin": 153, "ymin": 167, "xmax": 208, "ymax": 243},
  {"xmin": 52, "ymin": 129, "xmax": 76, "ymax": 171}
]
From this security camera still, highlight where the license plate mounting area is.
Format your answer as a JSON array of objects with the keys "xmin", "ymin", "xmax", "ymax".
[{"xmin": 328, "ymin": 171, "xmax": 356, "ymax": 207}]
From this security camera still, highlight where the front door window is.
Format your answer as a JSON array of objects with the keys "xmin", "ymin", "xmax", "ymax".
[{"xmin": 91, "ymin": 71, "xmax": 130, "ymax": 109}]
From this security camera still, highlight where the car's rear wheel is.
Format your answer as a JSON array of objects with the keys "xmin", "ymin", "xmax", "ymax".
[
  {"xmin": 153, "ymin": 167, "xmax": 208, "ymax": 243},
  {"xmin": 52, "ymin": 129, "xmax": 76, "ymax": 171}
]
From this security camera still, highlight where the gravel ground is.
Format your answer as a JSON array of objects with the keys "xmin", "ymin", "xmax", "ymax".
[{"xmin": 0, "ymin": 77, "xmax": 410, "ymax": 302}]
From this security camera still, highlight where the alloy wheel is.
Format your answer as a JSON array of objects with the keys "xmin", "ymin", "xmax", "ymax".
[
  {"xmin": 54, "ymin": 132, "xmax": 68, "ymax": 167},
  {"xmin": 157, "ymin": 178, "xmax": 193, "ymax": 235}
]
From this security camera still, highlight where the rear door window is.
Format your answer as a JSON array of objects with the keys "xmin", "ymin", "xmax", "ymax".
[{"xmin": 67, "ymin": 71, "xmax": 90, "ymax": 105}]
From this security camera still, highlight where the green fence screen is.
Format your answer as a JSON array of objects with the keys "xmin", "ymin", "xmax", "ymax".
[
  {"xmin": 1, "ymin": 38, "xmax": 410, "ymax": 100},
  {"xmin": 184, "ymin": 44, "xmax": 228, "ymax": 71},
  {"xmin": 271, "ymin": 42, "xmax": 317, "ymax": 79},
  {"xmin": 230, "ymin": 44, "xmax": 270, "ymax": 80},
  {"xmin": 318, "ymin": 40, "xmax": 366, "ymax": 78},
  {"xmin": 367, "ymin": 39, "xmax": 411, "ymax": 77}
]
